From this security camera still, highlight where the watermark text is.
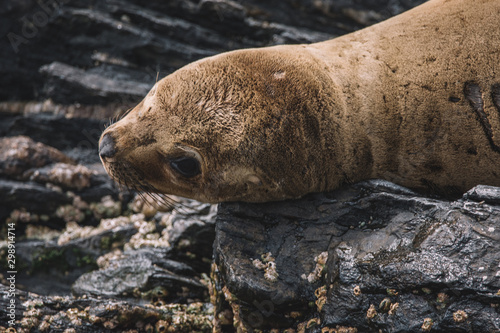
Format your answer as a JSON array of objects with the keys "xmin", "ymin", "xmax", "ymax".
[
  {"xmin": 7, "ymin": 0, "xmax": 69, "ymax": 53},
  {"xmin": 6, "ymin": 221, "xmax": 17, "ymax": 328}
]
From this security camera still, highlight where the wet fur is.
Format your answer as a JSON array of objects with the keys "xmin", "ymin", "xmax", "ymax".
[{"xmin": 100, "ymin": 0, "xmax": 500, "ymax": 203}]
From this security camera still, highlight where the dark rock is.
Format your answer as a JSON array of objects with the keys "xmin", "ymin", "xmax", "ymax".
[
  {"xmin": 214, "ymin": 180, "xmax": 500, "ymax": 332},
  {"xmin": 0, "ymin": 172, "xmax": 125, "ymax": 231},
  {"xmin": 0, "ymin": 284, "xmax": 213, "ymax": 332},
  {"xmin": 464, "ymin": 185, "xmax": 500, "ymax": 205},
  {"xmin": 0, "ymin": 113, "xmax": 106, "ymax": 162},
  {"xmin": 39, "ymin": 61, "xmax": 151, "ymax": 105},
  {"xmin": 73, "ymin": 201, "xmax": 217, "ymax": 301},
  {"xmin": 0, "ymin": 136, "xmax": 74, "ymax": 179},
  {"xmin": 5, "ymin": 202, "xmax": 214, "ymax": 301},
  {"xmin": 161, "ymin": 201, "xmax": 217, "ymax": 273},
  {"xmin": 6, "ymin": 221, "xmax": 137, "ymax": 296},
  {"xmin": 11, "ymin": 240, "xmax": 99, "ymax": 296},
  {"xmin": 0, "ymin": 134, "xmax": 122, "ymax": 227},
  {"xmin": 72, "ymin": 248, "xmax": 207, "ymax": 302},
  {"xmin": 0, "ymin": 0, "xmax": 426, "ymax": 107},
  {"xmin": 0, "ymin": 179, "xmax": 71, "ymax": 225},
  {"xmin": 78, "ymin": 172, "xmax": 120, "ymax": 203}
]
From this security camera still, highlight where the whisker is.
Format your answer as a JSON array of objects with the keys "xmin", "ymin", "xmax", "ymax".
[
  {"xmin": 106, "ymin": 161, "xmax": 201, "ymax": 216},
  {"xmin": 119, "ymin": 107, "xmax": 133, "ymax": 121},
  {"xmin": 136, "ymin": 178, "xmax": 194, "ymax": 214}
]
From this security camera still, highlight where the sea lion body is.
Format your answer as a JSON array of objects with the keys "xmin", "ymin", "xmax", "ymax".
[{"xmin": 100, "ymin": 0, "xmax": 500, "ymax": 203}]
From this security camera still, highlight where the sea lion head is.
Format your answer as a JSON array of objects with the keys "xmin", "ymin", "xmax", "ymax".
[{"xmin": 99, "ymin": 46, "xmax": 343, "ymax": 203}]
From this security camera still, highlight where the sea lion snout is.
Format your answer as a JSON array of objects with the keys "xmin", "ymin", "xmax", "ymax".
[{"xmin": 99, "ymin": 133, "xmax": 116, "ymax": 159}]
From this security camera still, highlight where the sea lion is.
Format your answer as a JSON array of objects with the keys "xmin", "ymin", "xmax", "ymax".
[{"xmin": 99, "ymin": 0, "xmax": 500, "ymax": 203}]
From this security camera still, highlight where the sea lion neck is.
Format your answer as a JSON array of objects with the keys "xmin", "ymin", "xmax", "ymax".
[{"xmin": 301, "ymin": 43, "xmax": 380, "ymax": 189}]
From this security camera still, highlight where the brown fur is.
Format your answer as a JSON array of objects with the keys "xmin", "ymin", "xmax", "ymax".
[{"xmin": 100, "ymin": 0, "xmax": 500, "ymax": 203}]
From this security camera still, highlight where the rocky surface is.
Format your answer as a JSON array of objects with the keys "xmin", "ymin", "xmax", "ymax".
[
  {"xmin": 0, "ymin": 283, "xmax": 214, "ymax": 332},
  {"xmin": 1, "ymin": 0, "xmax": 426, "ymax": 112},
  {"xmin": 214, "ymin": 181, "xmax": 500, "ymax": 332},
  {"xmin": 1, "ymin": 197, "xmax": 217, "ymax": 332},
  {"xmin": 0, "ymin": 134, "xmax": 120, "ymax": 232}
]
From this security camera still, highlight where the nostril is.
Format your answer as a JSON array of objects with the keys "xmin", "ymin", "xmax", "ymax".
[{"xmin": 99, "ymin": 133, "xmax": 116, "ymax": 159}]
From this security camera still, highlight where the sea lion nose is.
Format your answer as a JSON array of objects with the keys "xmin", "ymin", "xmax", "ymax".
[{"xmin": 99, "ymin": 133, "xmax": 116, "ymax": 159}]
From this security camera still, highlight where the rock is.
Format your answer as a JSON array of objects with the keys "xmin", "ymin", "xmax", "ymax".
[
  {"xmin": 464, "ymin": 185, "xmax": 500, "ymax": 205},
  {"xmin": 0, "ymin": 134, "xmax": 122, "ymax": 226},
  {"xmin": 0, "ymin": 136, "xmax": 74, "ymax": 179},
  {"xmin": 0, "ymin": 113, "xmax": 106, "ymax": 163},
  {"xmin": 0, "ymin": 0, "xmax": 426, "ymax": 110},
  {"xmin": 39, "ymin": 61, "xmax": 152, "ymax": 105},
  {"xmin": 3, "ymin": 198, "xmax": 216, "ymax": 301},
  {"xmin": 160, "ymin": 200, "xmax": 217, "ymax": 274},
  {"xmin": 7, "ymin": 219, "xmax": 137, "ymax": 296},
  {"xmin": 73, "ymin": 201, "xmax": 217, "ymax": 300},
  {"xmin": 72, "ymin": 248, "xmax": 207, "ymax": 302},
  {"xmin": 0, "ymin": 179, "xmax": 71, "ymax": 228},
  {"xmin": 76, "ymin": 173, "xmax": 119, "ymax": 203},
  {"xmin": 0, "ymin": 284, "xmax": 213, "ymax": 333},
  {"xmin": 213, "ymin": 180, "xmax": 500, "ymax": 332},
  {"xmin": 26, "ymin": 163, "xmax": 93, "ymax": 190}
]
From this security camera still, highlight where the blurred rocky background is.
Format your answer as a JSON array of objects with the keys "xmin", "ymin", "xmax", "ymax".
[{"xmin": 2, "ymin": 1, "xmax": 498, "ymax": 332}]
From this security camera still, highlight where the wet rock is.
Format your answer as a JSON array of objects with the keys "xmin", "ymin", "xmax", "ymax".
[
  {"xmin": 1, "ymin": 0, "xmax": 426, "ymax": 108},
  {"xmin": 0, "ymin": 132, "xmax": 122, "ymax": 227},
  {"xmin": 1, "ymin": 198, "xmax": 216, "ymax": 301},
  {"xmin": 161, "ymin": 202, "xmax": 217, "ymax": 273},
  {"xmin": 39, "ymin": 61, "xmax": 152, "ymax": 105},
  {"xmin": 2, "ymin": 216, "xmax": 138, "ymax": 296},
  {"xmin": 73, "ymin": 201, "xmax": 217, "ymax": 301},
  {"xmin": 464, "ymin": 185, "xmax": 500, "ymax": 205},
  {"xmin": 0, "ymin": 179, "xmax": 71, "ymax": 228},
  {"xmin": 0, "ymin": 284, "xmax": 213, "ymax": 333},
  {"xmin": 0, "ymin": 136, "xmax": 74, "ymax": 179},
  {"xmin": 213, "ymin": 180, "xmax": 500, "ymax": 332},
  {"xmin": 6, "ymin": 239, "xmax": 100, "ymax": 296},
  {"xmin": 0, "ymin": 168, "xmax": 120, "ymax": 229},
  {"xmin": 72, "ymin": 248, "xmax": 207, "ymax": 302},
  {"xmin": 27, "ymin": 162, "xmax": 93, "ymax": 190},
  {"xmin": 0, "ymin": 113, "xmax": 105, "ymax": 163}
]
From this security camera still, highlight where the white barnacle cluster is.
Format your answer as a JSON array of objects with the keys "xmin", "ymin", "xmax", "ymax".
[
  {"xmin": 252, "ymin": 252, "xmax": 279, "ymax": 282},
  {"xmin": 301, "ymin": 251, "xmax": 328, "ymax": 283}
]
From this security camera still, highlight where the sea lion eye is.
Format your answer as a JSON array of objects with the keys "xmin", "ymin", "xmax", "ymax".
[{"xmin": 170, "ymin": 157, "xmax": 201, "ymax": 178}]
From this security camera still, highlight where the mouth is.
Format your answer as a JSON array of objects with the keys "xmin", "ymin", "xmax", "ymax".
[{"xmin": 103, "ymin": 159, "xmax": 179, "ymax": 209}]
